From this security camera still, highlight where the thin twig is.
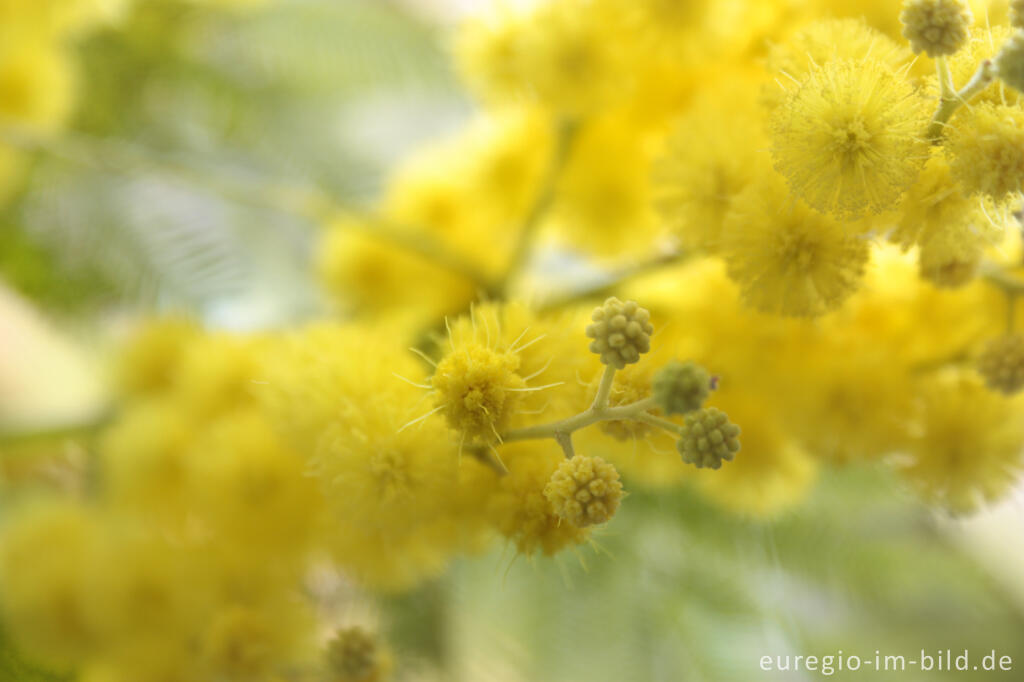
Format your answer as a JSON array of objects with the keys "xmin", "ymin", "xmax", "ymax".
[
  {"xmin": 493, "ymin": 118, "xmax": 581, "ymax": 298},
  {"xmin": 927, "ymin": 59, "xmax": 997, "ymax": 143},
  {"xmin": 538, "ymin": 248, "xmax": 690, "ymax": 312}
]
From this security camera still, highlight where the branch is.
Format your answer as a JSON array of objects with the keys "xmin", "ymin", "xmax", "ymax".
[
  {"xmin": 493, "ymin": 118, "xmax": 581, "ymax": 298},
  {"xmin": 927, "ymin": 59, "xmax": 996, "ymax": 143}
]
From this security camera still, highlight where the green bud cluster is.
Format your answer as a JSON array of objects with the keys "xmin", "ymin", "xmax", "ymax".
[
  {"xmin": 327, "ymin": 626, "xmax": 381, "ymax": 682},
  {"xmin": 585, "ymin": 297, "xmax": 653, "ymax": 369},
  {"xmin": 652, "ymin": 360, "xmax": 712, "ymax": 415},
  {"xmin": 997, "ymin": 31, "xmax": 1024, "ymax": 93},
  {"xmin": 978, "ymin": 333, "xmax": 1024, "ymax": 395},
  {"xmin": 544, "ymin": 455, "xmax": 623, "ymax": 528},
  {"xmin": 899, "ymin": 0, "xmax": 972, "ymax": 57},
  {"xmin": 677, "ymin": 407, "xmax": 741, "ymax": 470}
]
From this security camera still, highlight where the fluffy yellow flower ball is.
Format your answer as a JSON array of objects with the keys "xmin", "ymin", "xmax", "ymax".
[
  {"xmin": 652, "ymin": 88, "xmax": 763, "ymax": 253},
  {"xmin": 519, "ymin": 0, "xmax": 629, "ymax": 116},
  {"xmin": 763, "ymin": 18, "xmax": 911, "ymax": 112},
  {"xmin": 0, "ymin": 501, "xmax": 102, "ymax": 665},
  {"xmin": 489, "ymin": 443, "xmax": 588, "ymax": 556},
  {"xmin": 946, "ymin": 102, "xmax": 1024, "ymax": 200},
  {"xmin": 900, "ymin": 372, "xmax": 1024, "ymax": 514},
  {"xmin": 720, "ymin": 173, "xmax": 871, "ymax": 317},
  {"xmin": 770, "ymin": 58, "xmax": 928, "ymax": 217},
  {"xmin": 432, "ymin": 344, "xmax": 526, "ymax": 444}
]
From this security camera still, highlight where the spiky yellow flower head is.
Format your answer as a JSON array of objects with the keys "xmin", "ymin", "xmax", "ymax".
[
  {"xmin": 100, "ymin": 398, "xmax": 197, "ymax": 525},
  {"xmin": 543, "ymin": 455, "xmax": 623, "ymax": 528},
  {"xmin": 520, "ymin": 0, "xmax": 627, "ymax": 115},
  {"xmin": 607, "ymin": 0, "xmax": 710, "ymax": 61},
  {"xmin": 917, "ymin": 225, "xmax": 984, "ymax": 287},
  {"xmin": 190, "ymin": 410, "xmax": 317, "ymax": 553},
  {"xmin": 1013, "ymin": 0, "xmax": 1024, "ymax": 28},
  {"xmin": 585, "ymin": 297, "xmax": 653, "ymax": 369},
  {"xmin": 83, "ymin": 524, "xmax": 197, "ymax": 649},
  {"xmin": 720, "ymin": 174, "xmax": 871, "ymax": 317},
  {"xmin": 770, "ymin": 58, "xmax": 928, "ymax": 217},
  {"xmin": 996, "ymin": 31, "xmax": 1024, "ymax": 93},
  {"xmin": 652, "ymin": 360, "xmax": 712, "ymax": 415},
  {"xmin": 677, "ymin": 407, "xmax": 741, "ymax": 470},
  {"xmin": 453, "ymin": 3, "xmax": 529, "ymax": 104},
  {"xmin": 892, "ymin": 154, "xmax": 999, "ymax": 249},
  {"xmin": 327, "ymin": 626, "xmax": 391, "ymax": 682},
  {"xmin": 900, "ymin": 372, "xmax": 1024, "ymax": 514},
  {"xmin": 0, "ymin": 500, "xmax": 102, "ymax": 665},
  {"xmin": 978, "ymin": 333, "xmax": 1024, "ymax": 394},
  {"xmin": 432, "ymin": 344, "xmax": 526, "ymax": 443},
  {"xmin": 652, "ymin": 88, "xmax": 763, "ymax": 253},
  {"xmin": 172, "ymin": 332, "xmax": 262, "ymax": 419},
  {"xmin": 259, "ymin": 324, "xmax": 469, "ymax": 591},
  {"xmin": 890, "ymin": 152, "xmax": 1009, "ymax": 288},
  {"xmin": 551, "ymin": 112, "xmax": 662, "ymax": 259},
  {"xmin": 490, "ymin": 443, "xmax": 588, "ymax": 556},
  {"xmin": 113, "ymin": 317, "xmax": 198, "ymax": 398},
  {"xmin": 317, "ymin": 219, "xmax": 476, "ymax": 323},
  {"xmin": 763, "ymin": 18, "xmax": 911, "ymax": 112},
  {"xmin": 900, "ymin": 0, "xmax": 972, "ymax": 57},
  {"xmin": 946, "ymin": 102, "xmax": 1024, "ymax": 200}
]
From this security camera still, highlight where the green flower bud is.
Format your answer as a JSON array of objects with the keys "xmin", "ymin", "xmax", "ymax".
[
  {"xmin": 585, "ymin": 297, "xmax": 653, "ymax": 370},
  {"xmin": 327, "ymin": 626, "xmax": 390, "ymax": 682},
  {"xmin": 652, "ymin": 360, "xmax": 713, "ymax": 415},
  {"xmin": 997, "ymin": 31, "xmax": 1024, "ymax": 93},
  {"xmin": 677, "ymin": 407, "xmax": 741, "ymax": 470},
  {"xmin": 978, "ymin": 333, "xmax": 1024, "ymax": 395},
  {"xmin": 544, "ymin": 455, "xmax": 623, "ymax": 528},
  {"xmin": 900, "ymin": 0, "xmax": 972, "ymax": 57}
]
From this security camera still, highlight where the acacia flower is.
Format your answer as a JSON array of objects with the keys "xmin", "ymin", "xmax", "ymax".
[
  {"xmin": 770, "ymin": 58, "xmax": 928, "ymax": 218},
  {"xmin": 720, "ymin": 174, "xmax": 871, "ymax": 317},
  {"xmin": 946, "ymin": 102, "xmax": 1024, "ymax": 200}
]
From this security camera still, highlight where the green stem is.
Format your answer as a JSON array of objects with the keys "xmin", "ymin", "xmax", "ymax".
[
  {"xmin": 635, "ymin": 413, "xmax": 685, "ymax": 436},
  {"xmin": 927, "ymin": 59, "xmax": 997, "ymax": 143},
  {"xmin": 591, "ymin": 365, "xmax": 617, "ymax": 411},
  {"xmin": 538, "ymin": 248, "xmax": 690, "ymax": 312},
  {"xmin": 555, "ymin": 431, "xmax": 576, "ymax": 459},
  {"xmin": 466, "ymin": 447, "xmax": 508, "ymax": 475},
  {"xmin": 493, "ymin": 118, "xmax": 580, "ymax": 298},
  {"xmin": 500, "ymin": 394, "xmax": 661, "ymax": 444},
  {"xmin": 936, "ymin": 56, "xmax": 956, "ymax": 99}
]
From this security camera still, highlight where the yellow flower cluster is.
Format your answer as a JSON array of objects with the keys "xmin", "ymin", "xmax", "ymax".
[
  {"xmin": 2, "ymin": 322, "xmax": 318, "ymax": 681},
  {"xmin": 0, "ymin": 295, "xmax": 745, "ymax": 675},
  {"xmin": 8, "ymin": 0, "xmax": 1024, "ymax": 677}
]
